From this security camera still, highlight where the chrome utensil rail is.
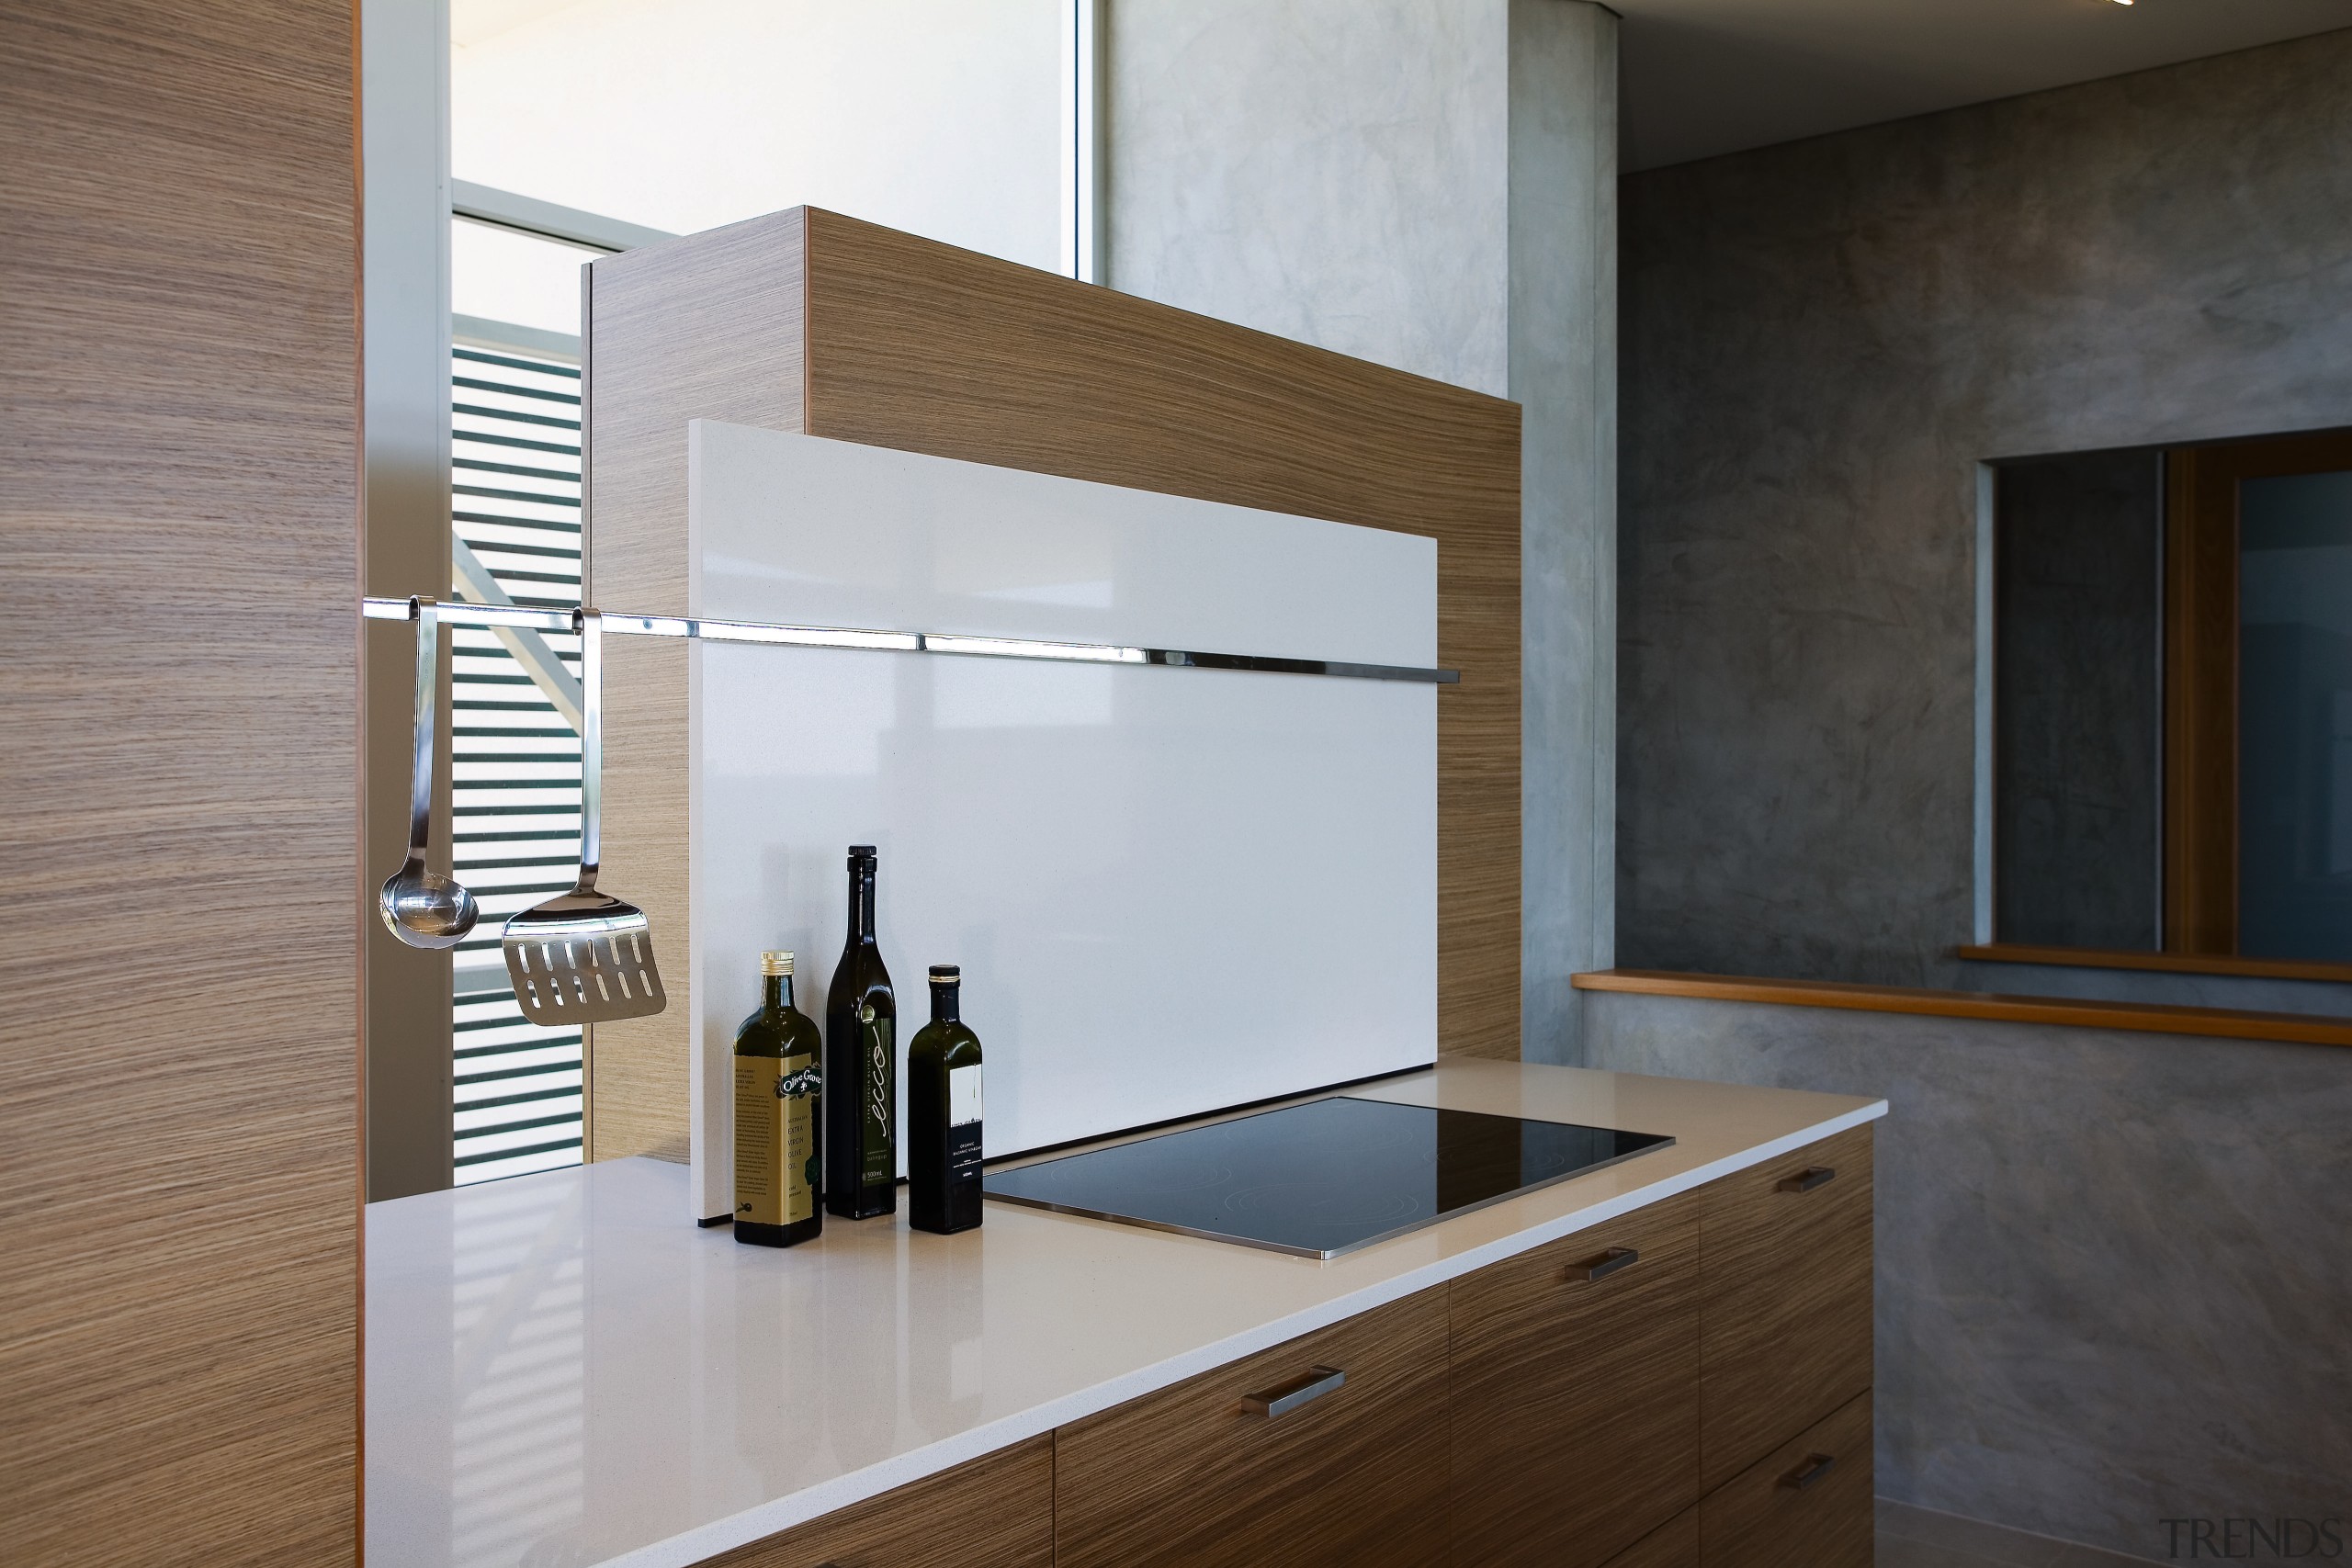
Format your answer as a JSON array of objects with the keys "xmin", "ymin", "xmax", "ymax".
[{"xmin": 360, "ymin": 596, "xmax": 1459, "ymax": 685}]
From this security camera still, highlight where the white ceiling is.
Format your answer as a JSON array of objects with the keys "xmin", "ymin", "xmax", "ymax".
[{"xmin": 1615, "ymin": 0, "xmax": 2352, "ymax": 171}]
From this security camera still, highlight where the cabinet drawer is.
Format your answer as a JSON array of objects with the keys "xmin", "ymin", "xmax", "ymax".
[
  {"xmin": 1698, "ymin": 1124, "xmax": 1872, "ymax": 1490},
  {"xmin": 1698, "ymin": 1390, "xmax": 1871, "ymax": 1568},
  {"xmin": 1604, "ymin": 1506, "xmax": 1699, "ymax": 1568},
  {"xmin": 1450, "ymin": 1190, "xmax": 1702, "ymax": 1568},
  {"xmin": 698, "ymin": 1435, "xmax": 1052, "ymax": 1568},
  {"xmin": 1054, "ymin": 1286, "xmax": 1451, "ymax": 1568}
]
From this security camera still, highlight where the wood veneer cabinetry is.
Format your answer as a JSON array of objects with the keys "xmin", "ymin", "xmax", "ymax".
[
  {"xmin": 1052, "ymin": 1288, "xmax": 1452, "ymax": 1568},
  {"xmin": 1698, "ymin": 1392, "xmax": 1873, "ymax": 1568},
  {"xmin": 697, "ymin": 1128, "xmax": 1873, "ymax": 1568},
  {"xmin": 699, "ymin": 1438, "xmax": 1051, "ymax": 1568},
  {"xmin": 1696, "ymin": 1124, "xmax": 1875, "ymax": 1492},
  {"xmin": 1606, "ymin": 1510, "xmax": 1702, "ymax": 1568},
  {"xmin": 1450, "ymin": 1190, "xmax": 1702, "ymax": 1567}
]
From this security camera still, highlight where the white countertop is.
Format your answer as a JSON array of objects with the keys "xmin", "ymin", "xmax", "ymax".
[{"xmin": 365, "ymin": 1060, "xmax": 1884, "ymax": 1568}]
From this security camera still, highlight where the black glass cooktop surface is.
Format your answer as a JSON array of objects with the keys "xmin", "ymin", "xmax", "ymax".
[{"xmin": 981, "ymin": 1096, "xmax": 1673, "ymax": 1258}]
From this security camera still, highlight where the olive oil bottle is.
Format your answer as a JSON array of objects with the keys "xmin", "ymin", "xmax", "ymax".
[
  {"xmin": 908, "ymin": 964, "xmax": 984, "ymax": 1235},
  {"xmin": 733, "ymin": 950, "xmax": 822, "ymax": 1247},
  {"xmin": 824, "ymin": 846, "xmax": 898, "ymax": 1219}
]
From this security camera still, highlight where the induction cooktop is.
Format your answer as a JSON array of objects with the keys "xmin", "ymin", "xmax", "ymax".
[{"xmin": 980, "ymin": 1096, "xmax": 1674, "ymax": 1258}]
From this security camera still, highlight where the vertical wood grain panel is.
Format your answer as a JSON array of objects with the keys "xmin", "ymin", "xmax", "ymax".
[
  {"xmin": 0, "ymin": 2, "xmax": 360, "ymax": 1562},
  {"xmin": 585, "ymin": 210, "xmax": 807, "ymax": 1163}
]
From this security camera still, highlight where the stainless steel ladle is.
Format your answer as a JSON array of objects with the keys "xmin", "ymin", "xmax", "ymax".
[{"xmin": 379, "ymin": 595, "xmax": 480, "ymax": 949}]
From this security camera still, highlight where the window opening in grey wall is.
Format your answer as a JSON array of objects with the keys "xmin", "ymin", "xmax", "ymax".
[{"xmin": 1984, "ymin": 428, "xmax": 2352, "ymax": 970}]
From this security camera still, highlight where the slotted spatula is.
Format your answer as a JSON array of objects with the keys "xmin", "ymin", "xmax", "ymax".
[{"xmin": 502, "ymin": 609, "xmax": 667, "ymax": 1024}]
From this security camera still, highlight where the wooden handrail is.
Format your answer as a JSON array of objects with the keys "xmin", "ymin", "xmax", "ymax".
[{"xmin": 1570, "ymin": 969, "xmax": 2352, "ymax": 1048}]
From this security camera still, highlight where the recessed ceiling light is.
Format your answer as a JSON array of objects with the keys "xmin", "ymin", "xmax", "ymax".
[{"xmin": 2112, "ymin": 0, "xmax": 2133, "ymax": 6}]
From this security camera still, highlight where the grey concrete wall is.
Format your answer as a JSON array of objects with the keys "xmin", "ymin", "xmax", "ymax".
[
  {"xmin": 1617, "ymin": 28, "xmax": 2352, "ymax": 988},
  {"xmin": 1510, "ymin": 0, "xmax": 1617, "ymax": 1065},
  {"xmin": 1108, "ymin": 0, "xmax": 1620, "ymax": 1060},
  {"xmin": 1584, "ymin": 992, "xmax": 2352, "ymax": 1558},
  {"xmin": 1106, "ymin": 0, "xmax": 1511, "ymax": 395}
]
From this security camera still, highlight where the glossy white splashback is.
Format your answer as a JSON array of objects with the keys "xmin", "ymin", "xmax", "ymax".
[{"xmin": 686, "ymin": 423, "xmax": 1437, "ymax": 1222}]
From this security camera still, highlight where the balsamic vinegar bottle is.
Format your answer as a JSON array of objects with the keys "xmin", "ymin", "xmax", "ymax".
[
  {"xmin": 824, "ymin": 845, "xmax": 898, "ymax": 1219},
  {"xmin": 733, "ymin": 951, "xmax": 822, "ymax": 1247},
  {"xmin": 908, "ymin": 964, "xmax": 984, "ymax": 1235}
]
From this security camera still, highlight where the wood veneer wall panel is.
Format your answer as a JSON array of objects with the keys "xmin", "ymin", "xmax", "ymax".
[
  {"xmin": 0, "ymin": 2, "xmax": 359, "ymax": 1562},
  {"xmin": 587, "ymin": 208, "xmax": 1521, "ymax": 1164},
  {"xmin": 584, "ymin": 210, "xmax": 807, "ymax": 1161}
]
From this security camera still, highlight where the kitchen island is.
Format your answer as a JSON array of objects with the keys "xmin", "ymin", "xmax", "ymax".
[{"xmin": 366, "ymin": 1059, "xmax": 1884, "ymax": 1568}]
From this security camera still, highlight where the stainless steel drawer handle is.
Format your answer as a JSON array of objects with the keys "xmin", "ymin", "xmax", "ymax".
[
  {"xmin": 1566, "ymin": 1246, "xmax": 1640, "ymax": 1283},
  {"xmin": 1778, "ymin": 1166, "xmax": 1837, "ymax": 1193},
  {"xmin": 1780, "ymin": 1452, "xmax": 1837, "ymax": 1491},
  {"xmin": 1241, "ymin": 1365, "xmax": 1346, "ymax": 1419}
]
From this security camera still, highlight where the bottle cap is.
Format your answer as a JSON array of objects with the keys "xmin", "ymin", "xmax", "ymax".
[
  {"xmin": 929, "ymin": 964, "xmax": 960, "ymax": 982},
  {"xmin": 761, "ymin": 951, "xmax": 794, "ymax": 976},
  {"xmin": 848, "ymin": 844, "xmax": 877, "ymax": 859}
]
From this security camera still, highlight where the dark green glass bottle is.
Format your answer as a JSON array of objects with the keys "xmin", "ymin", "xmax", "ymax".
[
  {"xmin": 824, "ymin": 846, "xmax": 897, "ymax": 1219},
  {"xmin": 733, "ymin": 950, "xmax": 822, "ymax": 1247},
  {"xmin": 908, "ymin": 964, "xmax": 983, "ymax": 1235}
]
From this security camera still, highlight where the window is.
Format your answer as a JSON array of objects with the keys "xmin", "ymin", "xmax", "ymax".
[
  {"xmin": 451, "ymin": 0, "xmax": 1079, "ymax": 275},
  {"xmin": 434, "ymin": 3, "xmax": 1092, "ymax": 1181},
  {"xmin": 2165, "ymin": 431, "xmax": 2352, "ymax": 963},
  {"xmin": 448, "ymin": 327, "xmax": 587, "ymax": 1182},
  {"xmin": 1985, "ymin": 428, "xmax": 2352, "ymax": 967}
]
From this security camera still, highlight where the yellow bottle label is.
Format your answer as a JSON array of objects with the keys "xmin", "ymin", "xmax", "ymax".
[{"xmin": 734, "ymin": 1051, "xmax": 818, "ymax": 1226}]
